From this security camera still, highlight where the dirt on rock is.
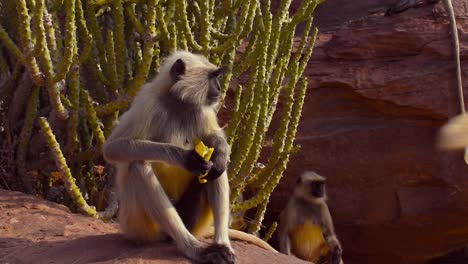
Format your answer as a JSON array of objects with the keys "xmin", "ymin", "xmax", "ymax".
[{"xmin": 0, "ymin": 189, "xmax": 308, "ymax": 264}]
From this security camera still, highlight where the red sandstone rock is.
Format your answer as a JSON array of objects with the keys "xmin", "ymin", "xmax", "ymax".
[
  {"xmin": 0, "ymin": 189, "xmax": 307, "ymax": 264},
  {"xmin": 263, "ymin": 1, "xmax": 468, "ymax": 264}
]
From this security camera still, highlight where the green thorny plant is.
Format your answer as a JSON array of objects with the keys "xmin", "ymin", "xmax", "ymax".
[{"xmin": 0, "ymin": 0, "xmax": 324, "ymax": 236}]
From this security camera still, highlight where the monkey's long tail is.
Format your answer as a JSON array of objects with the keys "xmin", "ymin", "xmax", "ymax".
[
  {"xmin": 202, "ymin": 227, "xmax": 278, "ymax": 253},
  {"xmin": 442, "ymin": 0, "xmax": 468, "ymax": 163}
]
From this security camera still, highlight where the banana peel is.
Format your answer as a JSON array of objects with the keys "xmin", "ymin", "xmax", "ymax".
[{"xmin": 194, "ymin": 138, "xmax": 214, "ymax": 184}]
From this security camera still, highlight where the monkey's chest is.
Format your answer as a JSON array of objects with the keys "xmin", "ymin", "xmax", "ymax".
[
  {"xmin": 151, "ymin": 162, "xmax": 195, "ymax": 202},
  {"xmin": 289, "ymin": 221, "xmax": 329, "ymax": 262}
]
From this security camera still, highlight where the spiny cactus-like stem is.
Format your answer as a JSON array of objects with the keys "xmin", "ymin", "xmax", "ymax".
[
  {"xmin": 104, "ymin": 111, "xmax": 119, "ymax": 138},
  {"xmin": 127, "ymin": 0, "xmax": 157, "ymax": 96},
  {"xmin": 175, "ymin": 0, "xmax": 202, "ymax": 52},
  {"xmin": 211, "ymin": 0, "xmax": 256, "ymax": 54},
  {"xmin": 67, "ymin": 66, "xmax": 80, "ymax": 153},
  {"xmin": 75, "ymin": 0, "xmax": 93, "ymax": 64},
  {"xmin": 95, "ymin": 97, "xmax": 130, "ymax": 116},
  {"xmin": 16, "ymin": 86, "xmax": 39, "ymax": 194},
  {"xmin": 84, "ymin": 2, "xmax": 108, "ymax": 78},
  {"xmin": 236, "ymin": 5, "xmax": 272, "ymax": 183},
  {"xmin": 53, "ymin": 0, "xmax": 77, "ymax": 83},
  {"xmin": 50, "ymin": 12, "xmax": 63, "ymax": 63},
  {"xmin": 199, "ymin": 0, "xmax": 211, "ymax": 54},
  {"xmin": 267, "ymin": 29, "xmax": 295, "ymax": 108},
  {"xmin": 263, "ymin": 222, "xmax": 277, "ymax": 242},
  {"xmin": 43, "ymin": 10, "xmax": 59, "ymax": 64},
  {"xmin": 112, "ymin": 0, "xmax": 125, "ymax": 89},
  {"xmin": 16, "ymin": 0, "xmax": 44, "ymax": 85},
  {"xmin": 39, "ymin": 117, "xmax": 98, "ymax": 218},
  {"xmin": 233, "ymin": 79, "xmax": 308, "ymax": 212},
  {"xmin": 217, "ymin": 47, "xmax": 235, "ymax": 108},
  {"xmin": 248, "ymin": 197, "xmax": 268, "ymax": 234},
  {"xmin": 0, "ymin": 25, "xmax": 24, "ymax": 62},
  {"xmin": 80, "ymin": 88, "xmax": 105, "ymax": 146},
  {"xmin": 228, "ymin": 59, "xmax": 262, "ymax": 182},
  {"xmin": 105, "ymin": 31, "xmax": 118, "ymax": 92},
  {"xmin": 34, "ymin": 0, "xmax": 69, "ymax": 120},
  {"xmin": 124, "ymin": 3, "xmax": 144, "ymax": 35},
  {"xmin": 155, "ymin": 3, "xmax": 170, "ymax": 50},
  {"xmin": 226, "ymin": 85, "xmax": 243, "ymax": 139},
  {"xmin": 265, "ymin": 0, "xmax": 292, "ymax": 81}
]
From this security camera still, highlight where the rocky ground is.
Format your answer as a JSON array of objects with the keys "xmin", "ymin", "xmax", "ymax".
[{"xmin": 0, "ymin": 189, "xmax": 307, "ymax": 264}]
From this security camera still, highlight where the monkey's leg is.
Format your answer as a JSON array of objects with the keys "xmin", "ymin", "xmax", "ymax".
[
  {"xmin": 175, "ymin": 178, "xmax": 205, "ymax": 231},
  {"xmin": 205, "ymin": 172, "xmax": 231, "ymax": 247},
  {"xmin": 128, "ymin": 161, "xmax": 211, "ymax": 262}
]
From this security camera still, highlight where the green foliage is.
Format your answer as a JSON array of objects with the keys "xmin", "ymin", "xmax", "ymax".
[{"xmin": 0, "ymin": 0, "xmax": 324, "ymax": 234}]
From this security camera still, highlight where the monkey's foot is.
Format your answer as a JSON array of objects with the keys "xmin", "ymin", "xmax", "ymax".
[{"xmin": 197, "ymin": 243, "xmax": 236, "ymax": 264}]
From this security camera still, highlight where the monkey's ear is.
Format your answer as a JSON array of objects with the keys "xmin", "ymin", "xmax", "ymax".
[{"xmin": 170, "ymin": 59, "xmax": 185, "ymax": 82}]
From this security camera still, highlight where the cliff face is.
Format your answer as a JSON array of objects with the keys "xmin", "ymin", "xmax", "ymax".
[{"xmin": 266, "ymin": 1, "xmax": 468, "ymax": 263}]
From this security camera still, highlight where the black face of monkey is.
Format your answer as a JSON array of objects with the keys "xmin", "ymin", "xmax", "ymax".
[
  {"xmin": 207, "ymin": 67, "xmax": 226, "ymax": 105},
  {"xmin": 310, "ymin": 181, "xmax": 325, "ymax": 198}
]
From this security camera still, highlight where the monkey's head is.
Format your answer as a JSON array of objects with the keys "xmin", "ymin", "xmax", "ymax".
[
  {"xmin": 161, "ymin": 51, "xmax": 226, "ymax": 107},
  {"xmin": 294, "ymin": 171, "xmax": 327, "ymax": 203}
]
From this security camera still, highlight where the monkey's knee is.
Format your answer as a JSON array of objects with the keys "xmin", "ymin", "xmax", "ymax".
[{"xmin": 128, "ymin": 160, "xmax": 151, "ymax": 175}]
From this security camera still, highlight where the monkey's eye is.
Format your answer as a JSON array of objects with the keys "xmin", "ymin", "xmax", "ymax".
[{"xmin": 209, "ymin": 66, "xmax": 227, "ymax": 79}]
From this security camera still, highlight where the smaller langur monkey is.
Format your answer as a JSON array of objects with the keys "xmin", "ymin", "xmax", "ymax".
[{"xmin": 278, "ymin": 172, "xmax": 343, "ymax": 264}]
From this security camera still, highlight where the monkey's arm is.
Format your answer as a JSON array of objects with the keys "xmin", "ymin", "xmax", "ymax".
[
  {"xmin": 203, "ymin": 133, "xmax": 231, "ymax": 181},
  {"xmin": 321, "ymin": 205, "xmax": 343, "ymax": 264},
  {"xmin": 103, "ymin": 138, "xmax": 211, "ymax": 173}
]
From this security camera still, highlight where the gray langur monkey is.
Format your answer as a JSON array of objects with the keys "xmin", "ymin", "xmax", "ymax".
[
  {"xmin": 278, "ymin": 172, "xmax": 343, "ymax": 264},
  {"xmin": 103, "ymin": 51, "xmax": 235, "ymax": 263}
]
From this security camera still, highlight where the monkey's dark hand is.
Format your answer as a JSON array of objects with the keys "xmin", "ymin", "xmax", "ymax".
[
  {"xmin": 199, "ymin": 244, "xmax": 235, "ymax": 264},
  {"xmin": 204, "ymin": 166, "xmax": 225, "ymax": 181},
  {"xmin": 331, "ymin": 245, "xmax": 343, "ymax": 264},
  {"xmin": 185, "ymin": 150, "xmax": 213, "ymax": 175}
]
